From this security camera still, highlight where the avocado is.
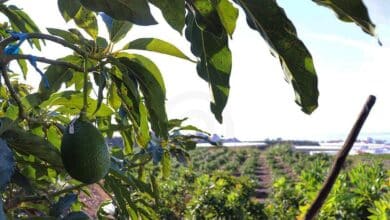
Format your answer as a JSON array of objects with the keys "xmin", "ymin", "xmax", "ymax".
[{"xmin": 61, "ymin": 119, "xmax": 110, "ymax": 184}]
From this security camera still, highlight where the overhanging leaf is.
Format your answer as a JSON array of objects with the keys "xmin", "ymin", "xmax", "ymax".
[
  {"xmin": 215, "ymin": 0, "xmax": 239, "ymax": 38},
  {"xmin": 100, "ymin": 13, "xmax": 133, "ymax": 43},
  {"xmin": 234, "ymin": 0, "xmax": 319, "ymax": 113},
  {"xmin": 115, "ymin": 53, "xmax": 168, "ymax": 139},
  {"xmin": 0, "ymin": 138, "xmax": 15, "ymax": 191},
  {"xmin": 148, "ymin": 0, "xmax": 185, "ymax": 33},
  {"xmin": 80, "ymin": 0, "xmax": 157, "ymax": 26},
  {"xmin": 186, "ymin": 0, "xmax": 224, "ymax": 36},
  {"xmin": 185, "ymin": 12, "xmax": 232, "ymax": 123},
  {"xmin": 58, "ymin": 0, "xmax": 98, "ymax": 39},
  {"xmin": 0, "ymin": 4, "xmax": 42, "ymax": 49},
  {"xmin": 312, "ymin": 0, "xmax": 376, "ymax": 37},
  {"xmin": 93, "ymin": 71, "xmax": 107, "ymax": 115},
  {"xmin": 123, "ymin": 38, "xmax": 195, "ymax": 62}
]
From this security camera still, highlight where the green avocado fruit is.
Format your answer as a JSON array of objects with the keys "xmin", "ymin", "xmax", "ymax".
[{"xmin": 61, "ymin": 119, "xmax": 110, "ymax": 184}]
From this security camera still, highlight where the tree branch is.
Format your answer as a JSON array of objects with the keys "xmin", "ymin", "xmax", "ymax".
[
  {"xmin": 0, "ymin": 64, "xmax": 26, "ymax": 119},
  {"xmin": 0, "ymin": 33, "xmax": 91, "ymax": 58},
  {"xmin": 3, "ymin": 54, "xmax": 101, "ymax": 72},
  {"xmin": 304, "ymin": 95, "xmax": 376, "ymax": 220},
  {"xmin": 5, "ymin": 183, "xmax": 88, "ymax": 210}
]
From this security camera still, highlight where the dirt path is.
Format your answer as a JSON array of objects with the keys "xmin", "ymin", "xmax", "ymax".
[
  {"xmin": 253, "ymin": 153, "xmax": 272, "ymax": 203},
  {"xmin": 274, "ymin": 156, "xmax": 298, "ymax": 181}
]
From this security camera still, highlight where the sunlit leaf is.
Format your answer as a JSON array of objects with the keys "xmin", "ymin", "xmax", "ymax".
[
  {"xmin": 216, "ymin": 0, "xmax": 239, "ymax": 38},
  {"xmin": 234, "ymin": 0, "xmax": 319, "ymax": 113},
  {"xmin": 123, "ymin": 38, "xmax": 194, "ymax": 62},
  {"xmin": 185, "ymin": 12, "xmax": 232, "ymax": 123},
  {"xmin": 58, "ymin": 0, "xmax": 98, "ymax": 39},
  {"xmin": 148, "ymin": 0, "xmax": 185, "ymax": 33}
]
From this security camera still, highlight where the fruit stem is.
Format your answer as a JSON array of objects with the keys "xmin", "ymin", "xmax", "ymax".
[{"xmin": 80, "ymin": 58, "xmax": 88, "ymax": 120}]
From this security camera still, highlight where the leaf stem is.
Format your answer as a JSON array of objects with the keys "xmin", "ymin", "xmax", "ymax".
[{"xmin": 80, "ymin": 58, "xmax": 88, "ymax": 119}]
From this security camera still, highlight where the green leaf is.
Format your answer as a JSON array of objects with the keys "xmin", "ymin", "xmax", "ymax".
[
  {"xmin": 10, "ymin": 170, "xmax": 34, "ymax": 194},
  {"xmin": 0, "ymin": 139, "xmax": 14, "ymax": 191},
  {"xmin": 235, "ymin": 0, "xmax": 319, "ymax": 114},
  {"xmin": 0, "ymin": 5, "xmax": 42, "ymax": 49},
  {"xmin": 137, "ymin": 102, "xmax": 150, "ymax": 147},
  {"xmin": 101, "ymin": 14, "xmax": 133, "ymax": 43},
  {"xmin": 168, "ymin": 118, "xmax": 188, "ymax": 130},
  {"xmin": 148, "ymin": 0, "xmax": 185, "ymax": 33},
  {"xmin": 58, "ymin": 0, "xmax": 98, "ymax": 39},
  {"xmin": 123, "ymin": 38, "xmax": 194, "ymax": 62},
  {"xmin": 115, "ymin": 53, "xmax": 168, "ymax": 139},
  {"xmin": 185, "ymin": 12, "xmax": 232, "ymax": 123},
  {"xmin": 58, "ymin": 0, "xmax": 81, "ymax": 22},
  {"xmin": 73, "ymin": 6, "xmax": 98, "ymax": 39},
  {"xmin": 47, "ymin": 125, "xmax": 62, "ymax": 149},
  {"xmin": 108, "ymin": 83, "xmax": 121, "ymax": 110},
  {"xmin": 215, "ymin": 0, "xmax": 239, "ymax": 38},
  {"xmin": 49, "ymin": 193, "xmax": 78, "ymax": 217},
  {"xmin": 161, "ymin": 150, "xmax": 170, "ymax": 178},
  {"xmin": 312, "ymin": 0, "xmax": 376, "ymax": 37},
  {"xmin": 187, "ymin": 0, "xmax": 224, "ymax": 36},
  {"xmin": 92, "ymin": 71, "xmax": 107, "ymax": 115},
  {"xmin": 17, "ymin": 49, "xmax": 28, "ymax": 79},
  {"xmin": 80, "ymin": 0, "xmax": 157, "ymax": 26},
  {"xmin": 1, "ymin": 127, "xmax": 63, "ymax": 168},
  {"xmin": 40, "ymin": 91, "xmax": 113, "ymax": 118},
  {"xmin": 47, "ymin": 28, "xmax": 82, "ymax": 45}
]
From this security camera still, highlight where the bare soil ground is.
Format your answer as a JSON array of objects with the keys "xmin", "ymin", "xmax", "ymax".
[{"xmin": 253, "ymin": 153, "xmax": 272, "ymax": 203}]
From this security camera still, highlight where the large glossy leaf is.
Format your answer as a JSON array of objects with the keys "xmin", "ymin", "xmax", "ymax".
[
  {"xmin": 234, "ymin": 0, "xmax": 319, "ymax": 114},
  {"xmin": 185, "ymin": 12, "xmax": 232, "ymax": 123},
  {"xmin": 148, "ymin": 0, "xmax": 185, "ymax": 33},
  {"xmin": 0, "ymin": 126, "xmax": 63, "ymax": 169},
  {"xmin": 58, "ymin": 0, "xmax": 98, "ymax": 39},
  {"xmin": 80, "ymin": 0, "xmax": 157, "ymax": 26},
  {"xmin": 186, "ymin": 0, "xmax": 224, "ymax": 36},
  {"xmin": 312, "ymin": 0, "xmax": 376, "ymax": 36},
  {"xmin": 0, "ymin": 4, "xmax": 42, "ymax": 49},
  {"xmin": 123, "ymin": 38, "xmax": 194, "ymax": 62},
  {"xmin": 0, "ymin": 138, "xmax": 14, "ymax": 191},
  {"xmin": 115, "ymin": 53, "xmax": 168, "ymax": 139},
  {"xmin": 215, "ymin": 0, "xmax": 239, "ymax": 38},
  {"xmin": 101, "ymin": 13, "xmax": 133, "ymax": 43}
]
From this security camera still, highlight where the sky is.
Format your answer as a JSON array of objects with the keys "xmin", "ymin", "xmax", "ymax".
[{"xmin": 6, "ymin": 0, "xmax": 390, "ymax": 141}]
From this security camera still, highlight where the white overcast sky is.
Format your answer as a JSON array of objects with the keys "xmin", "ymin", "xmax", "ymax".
[{"xmin": 7, "ymin": 0, "xmax": 390, "ymax": 141}]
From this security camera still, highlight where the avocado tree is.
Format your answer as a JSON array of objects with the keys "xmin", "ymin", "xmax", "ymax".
[{"xmin": 0, "ymin": 0, "xmax": 380, "ymax": 219}]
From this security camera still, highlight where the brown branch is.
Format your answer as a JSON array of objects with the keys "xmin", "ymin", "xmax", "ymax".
[
  {"xmin": 0, "ymin": 33, "xmax": 89, "ymax": 57},
  {"xmin": 0, "ymin": 64, "xmax": 26, "ymax": 119},
  {"xmin": 3, "ymin": 54, "xmax": 101, "ymax": 72},
  {"xmin": 304, "ymin": 95, "xmax": 376, "ymax": 220}
]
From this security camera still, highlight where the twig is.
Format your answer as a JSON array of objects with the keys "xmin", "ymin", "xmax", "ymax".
[
  {"xmin": 80, "ymin": 58, "xmax": 89, "ymax": 119},
  {"xmin": 1, "ymin": 64, "xmax": 26, "ymax": 119},
  {"xmin": 5, "ymin": 183, "xmax": 88, "ymax": 210},
  {"xmin": 304, "ymin": 95, "xmax": 376, "ymax": 220}
]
